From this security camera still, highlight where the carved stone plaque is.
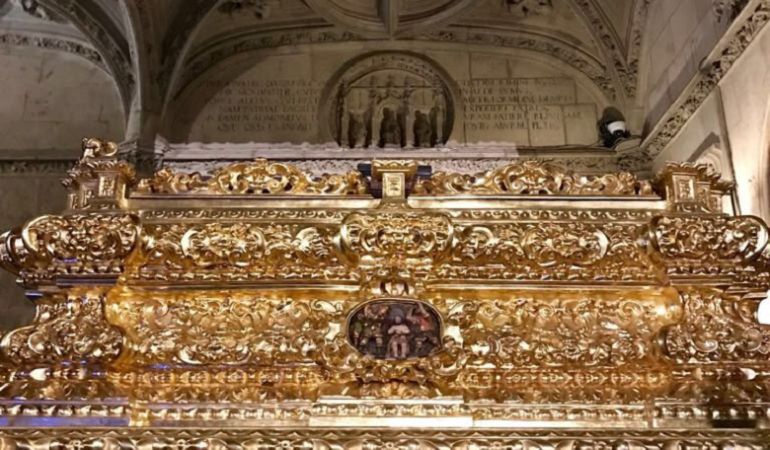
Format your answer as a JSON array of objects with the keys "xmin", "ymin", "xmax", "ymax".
[
  {"xmin": 325, "ymin": 52, "xmax": 456, "ymax": 148},
  {"xmin": 461, "ymin": 77, "xmax": 598, "ymax": 146},
  {"xmin": 348, "ymin": 299, "xmax": 442, "ymax": 360}
]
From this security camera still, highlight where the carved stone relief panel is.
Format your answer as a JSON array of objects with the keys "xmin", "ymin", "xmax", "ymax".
[
  {"xmin": 172, "ymin": 47, "xmax": 607, "ymax": 149},
  {"xmin": 325, "ymin": 52, "xmax": 455, "ymax": 149}
]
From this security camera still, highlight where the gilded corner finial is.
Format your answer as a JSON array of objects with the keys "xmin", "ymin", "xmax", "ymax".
[
  {"xmin": 81, "ymin": 137, "xmax": 119, "ymax": 159},
  {"xmin": 653, "ymin": 161, "xmax": 734, "ymax": 213},
  {"xmin": 62, "ymin": 138, "xmax": 135, "ymax": 210}
]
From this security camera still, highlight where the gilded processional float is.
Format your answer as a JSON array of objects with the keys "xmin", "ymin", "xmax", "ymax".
[{"xmin": 1, "ymin": 138, "xmax": 770, "ymax": 448}]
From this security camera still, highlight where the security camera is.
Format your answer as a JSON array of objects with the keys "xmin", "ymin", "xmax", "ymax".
[{"xmin": 598, "ymin": 107, "xmax": 631, "ymax": 148}]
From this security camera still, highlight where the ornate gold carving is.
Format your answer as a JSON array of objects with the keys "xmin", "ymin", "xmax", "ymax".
[
  {"xmin": 107, "ymin": 287, "xmax": 679, "ymax": 384},
  {"xmin": 108, "ymin": 291, "xmax": 321, "ymax": 366},
  {"xmin": 127, "ymin": 215, "xmax": 660, "ymax": 284},
  {"xmin": 1, "ymin": 290, "xmax": 122, "ymax": 365},
  {"xmin": 521, "ymin": 224, "xmax": 608, "ymax": 266},
  {"xmin": 63, "ymin": 138, "xmax": 135, "ymax": 210},
  {"xmin": 81, "ymin": 137, "xmax": 118, "ymax": 158},
  {"xmin": 136, "ymin": 159, "xmax": 369, "ymax": 195},
  {"xmin": 0, "ymin": 159, "xmax": 769, "ymax": 442},
  {"xmin": 134, "ymin": 223, "xmax": 345, "ymax": 282},
  {"xmin": 441, "ymin": 222, "xmax": 658, "ymax": 282},
  {"xmin": 664, "ymin": 289, "xmax": 770, "ymax": 363},
  {"xmin": 339, "ymin": 211, "xmax": 454, "ymax": 267},
  {"xmin": 649, "ymin": 215, "xmax": 768, "ymax": 261},
  {"xmin": 414, "ymin": 160, "xmax": 654, "ymax": 196},
  {"xmin": 654, "ymin": 162, "xmax": 734, "ymax": 213},
  {"xmin": 2, "ymin": 214, "xmax": 140, "ymax": 285},
  {"xmin": 453, "ymin": 289, "xmax": 680, "ymax": 368},
  {"xmin": 0, "ymin": 429, "xmax": 768, "ymax": 450}
]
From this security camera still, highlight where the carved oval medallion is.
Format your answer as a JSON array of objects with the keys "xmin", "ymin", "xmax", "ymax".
[{"xmin": 348, "ymin": 299, "xmax": 442, "ymax": 360}]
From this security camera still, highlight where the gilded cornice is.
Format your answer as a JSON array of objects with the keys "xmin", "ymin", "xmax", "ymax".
[
  {"xmin": 135, "ymin": 159, "xmax": 368, "ymax": 196},
  {"xmin": 414, "ymin": 160, "xmax": 654, "ymax": 196}
]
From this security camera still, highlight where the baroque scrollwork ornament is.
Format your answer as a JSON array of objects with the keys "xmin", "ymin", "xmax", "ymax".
[
  {"xmin": 136, "ymin": 159, "xmax": 368, "ymax": 195},
  {"xmin": 2, "ymin": 213, "xmax": 140, "ymax": 285},
  {"xmin": 414, "ymin": 160, "xmax": 654, "ymax": 196},
  {"xmin": 0, "ymin": 140, "xmax": 769, "ymax": 445},
  {"xmin": 1, "ymin": 290, "xmax": 122, "ymax": 365}
]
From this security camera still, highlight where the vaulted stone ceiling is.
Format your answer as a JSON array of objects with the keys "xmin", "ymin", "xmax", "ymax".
[{"xmin": 0, "ymin": 0, "xmax": 756, "ymax": 170}]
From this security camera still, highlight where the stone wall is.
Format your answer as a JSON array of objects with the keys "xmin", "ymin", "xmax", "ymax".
[
  {"xmin": 0, "ymin": 46, "xmax": 125, "ymax": 151},
  {"xmin": 653, "ymin": 18, "xmax": 770, "ymax": 222},
  {"xmin": 640, "ymin": 1, "xmax": 729, "ymax": 130},
  {"xmin": 167, "ymin": 45, "xmax": 609, "ymax": 148}
]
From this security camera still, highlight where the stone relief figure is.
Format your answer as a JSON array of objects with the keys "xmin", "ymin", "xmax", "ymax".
[
  {"xmin": 348, "ymin": 300, "xmax": 442, "ymax": 360},
  {"xmin": 378, "ymin": 107, "xmax": 403, "ymax": 148},
  {"xmin": 413, "ymin": 110, "xmax": 433, "ymax": 147},
  {"xmin": 347, "ymin": 112, "xmax": 368, "ymax": 148},
  {"xmin": 331, "ymin": 53, "xmax": 454, "ymax": 149}
]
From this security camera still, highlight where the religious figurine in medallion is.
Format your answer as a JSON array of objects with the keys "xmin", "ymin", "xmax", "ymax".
[
  {"xmin": 387, "ymin": 315, "xmax": 411, "ymax": 359},
  {"xmin": 348, "ymin": 300, "xmax": 442, "ymax": 360}
]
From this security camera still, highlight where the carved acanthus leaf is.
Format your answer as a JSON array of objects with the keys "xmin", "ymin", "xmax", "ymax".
[
  {"xmin": 136, "ymin": 160, "xmax": 369, "ymax": 196},
  {"xmin": 650, "ymin": 216, "xmax": 768, "ymax": 261},
  {"xmin": 664, "ymin": 289, "xmax": 770, "ymax": 362},
  {"xmin": 1, "ymin": 291, "xmax": 122, "ymax": 365},
  {"xmin": 414, "ymin": 160, "xmax": 654, "ymax": 196},
  {"xmin": 1, "ymin": 214, "xmax": 140, "ymax": 285}
]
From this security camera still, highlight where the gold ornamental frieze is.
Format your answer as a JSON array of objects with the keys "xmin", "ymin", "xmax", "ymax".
[
  {"xmin": 414, "ymin": 159, "xmax": 654, "ymax": 196},
  {"xmin": 1, "ymin": 139, "xmax": 770, "ymax": 445},
  {"xmin": 1, "ymin": 289, "xmax": 121, "ymax": 365},
  {"xmin": 105, "ymin": 286, "xmax": 679, "ymax": 383},
  {"xmin": 136, "ymin": 159, "xmax": 368, "ymax": 196}
]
